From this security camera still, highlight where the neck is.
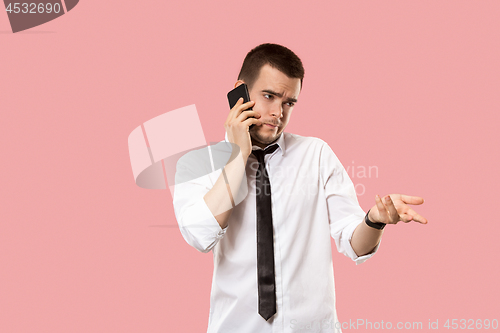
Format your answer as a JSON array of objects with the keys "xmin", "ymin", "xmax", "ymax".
[
  {"xmin": 251, "ymin": 136, "xmax": 279, "ymax": 149},
  {"xmin": 251, "ymin": 140, "xmax": 267, "ymax": 149}
]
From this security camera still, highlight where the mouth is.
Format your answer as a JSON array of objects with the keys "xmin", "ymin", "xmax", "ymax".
[{"xmin": 264, "ymin": 123, "xmax": 278, "ymax": 128}]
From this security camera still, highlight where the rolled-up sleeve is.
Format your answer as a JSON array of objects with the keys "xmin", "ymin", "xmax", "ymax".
[
  {"xmin": 173, "ymin": 151, "xmax": 228, "ymax": 253},
  {"xmin": 319, "ymin": 142, "xmax": 380, "ymax": 265}
]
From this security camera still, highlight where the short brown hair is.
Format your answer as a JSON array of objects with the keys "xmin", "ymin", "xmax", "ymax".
[{"xmin": 237, "ymin": 43, "xmax": 305, "ymax": 90}]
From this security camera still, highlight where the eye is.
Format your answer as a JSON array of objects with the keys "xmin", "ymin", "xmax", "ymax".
[
  {"xmin": 285, "ymin": 102, "xmax": 295, "ymax": 107},
  {"xmin": 264, "ymin": 94, "xmax": 273, "ymax": 100}
]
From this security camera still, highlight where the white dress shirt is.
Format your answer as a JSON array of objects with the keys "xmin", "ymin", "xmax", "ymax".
[{"xmin": 173, "ymin": 132, "xmax": 379, "ymax": 333}]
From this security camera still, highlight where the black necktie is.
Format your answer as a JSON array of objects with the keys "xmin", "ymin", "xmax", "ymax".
[{"xmin": 252, "ymin": 144, "xmax": 279, "ymax": 321}]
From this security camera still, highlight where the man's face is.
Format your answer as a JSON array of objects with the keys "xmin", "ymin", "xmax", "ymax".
[{"xmin": 237, "ymin": 64, "xmax": 301, "ymax": 148}]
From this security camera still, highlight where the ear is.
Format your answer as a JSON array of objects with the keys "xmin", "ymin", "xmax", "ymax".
[{"xmin": 234, "ymin": 80, "xmax": 245, "ymax": 88}]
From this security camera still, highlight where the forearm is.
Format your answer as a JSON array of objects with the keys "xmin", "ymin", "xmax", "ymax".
[
  {"xmin": 203, "ymin": 150, "xmax": 249, "ymax": 229},
  {"xmin": 350, "ymin": 218, "xmax": 384, "ymax": 256}
]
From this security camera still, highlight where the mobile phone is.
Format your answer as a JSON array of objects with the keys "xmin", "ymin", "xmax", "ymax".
[{"xmin": 227, "ymin": 83, "xmax": 255, "ymax": 129}]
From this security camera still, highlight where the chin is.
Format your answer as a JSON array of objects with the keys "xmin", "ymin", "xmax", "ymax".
[{"xmin": 251, "ymin": 130, "xmax": 280, "ymax": 145}]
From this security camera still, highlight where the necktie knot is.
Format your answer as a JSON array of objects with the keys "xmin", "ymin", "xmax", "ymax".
[{"xmin": 252, "ymin": 144, "xmax": 279, "ymax": 164}]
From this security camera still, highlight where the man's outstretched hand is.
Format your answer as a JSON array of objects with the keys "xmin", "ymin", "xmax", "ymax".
[{"xmin": 368, "ymin": 194, "xmax": 428, "ymax": 225}]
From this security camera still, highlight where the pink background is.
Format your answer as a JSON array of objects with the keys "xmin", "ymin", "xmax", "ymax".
[{"xmin": 1, "ymin": 1, "xmax": 499, "ymax": 332}]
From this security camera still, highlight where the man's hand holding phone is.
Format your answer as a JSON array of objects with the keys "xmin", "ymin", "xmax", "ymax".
[
  {"xmin": 224, "ymin": 97, "xmax": 261, "ymax": 158},
  {"xmin": 204, "ymin": 94, "xmax": 260, "ymax": 229}
]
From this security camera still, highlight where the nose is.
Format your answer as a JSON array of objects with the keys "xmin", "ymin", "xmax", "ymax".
[{"xmin": 270, "ymin": 102, "xmax": 283, "ymax": 119}]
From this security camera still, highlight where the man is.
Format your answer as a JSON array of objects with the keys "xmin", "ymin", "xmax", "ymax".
[{"xmin": 173, "ymin": 43, "xmax": 427, "ymax": 333}]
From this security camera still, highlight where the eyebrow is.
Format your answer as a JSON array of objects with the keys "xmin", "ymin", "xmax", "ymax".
[{"xmin": 261, "ymin": 89, "xmax": 298, "ymax": 104}]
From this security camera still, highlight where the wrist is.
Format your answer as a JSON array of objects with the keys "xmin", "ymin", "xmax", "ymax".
[{"xmin": 365, "ymin": 209, "xmax": 386, "ymax": 230}]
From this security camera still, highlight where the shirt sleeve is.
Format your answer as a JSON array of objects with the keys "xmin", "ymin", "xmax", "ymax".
[
  {"xmin": 319, "ymin": 141, "xmax": 380, "ymax": 265},
  {"xmin": 172, "ymin": 150, "xmax": 228, "ymax": 253}
]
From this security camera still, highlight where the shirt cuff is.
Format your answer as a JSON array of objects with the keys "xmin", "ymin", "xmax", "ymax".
[{"xmin": 178, "ymin": 196, "xmax": 228, "ymax": 252}]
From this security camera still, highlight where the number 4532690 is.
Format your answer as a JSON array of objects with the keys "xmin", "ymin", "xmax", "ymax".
[{"xmin": 5, "ymin": 3, "xmax": 62, "ymax": 14}]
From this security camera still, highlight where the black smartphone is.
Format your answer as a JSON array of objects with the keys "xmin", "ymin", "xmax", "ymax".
[{"xmin": 227, "ymin": 83, "xmax": 255, "ymax": 129}]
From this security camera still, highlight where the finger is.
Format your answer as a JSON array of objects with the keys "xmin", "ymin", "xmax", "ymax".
[
  {"xmin": 242, "ymin": 117, "xmax": 262, "ymax": 128},
  {"xmin": 406, "ymin": 208, "xmax": 428, "ymax": 224},
  {"xmin": 231, "ymin": 99, "xmax": 255, "ymax": 115},
  {"xmin": 236, "ymin": 110, "xmax": 261, "ymax": 122},
  {"xmin": 240, "ymin": 100, "xmax": 255, "ymax": 111},
  {"xmin": 399, "ymin": 213, "xmax": 414, "ymax": 223},
  {"xmin": 399, "ymin": 194, "xmax": 425, "ymax": 205},
  {"xmin": 375, "ymin": 195, "xmax": 389, "ymax": 222},
  {"xmin": 226, "ymin": 98, "xmax": 244, "ymax": 123},
  {"xmin": 227, "ymin": 99, "xmax": 254, "ymax": 122},
  {"xmin": 384, "ymin": 195, "xmax": 399, "ymax": 222},
  {"xmin": 230, "ymin": 97, "xmax": 244, "ymax": 112}
]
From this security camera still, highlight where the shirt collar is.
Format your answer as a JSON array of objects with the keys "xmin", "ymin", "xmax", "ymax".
[{"xmin": 224, "ymin": 132, "xmax": 286, "ymax": 156}]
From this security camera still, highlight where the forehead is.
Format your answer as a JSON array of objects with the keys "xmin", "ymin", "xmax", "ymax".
[{"xmin": 253, "ymin": 64, "xmax": 301, "ymax": 98}]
